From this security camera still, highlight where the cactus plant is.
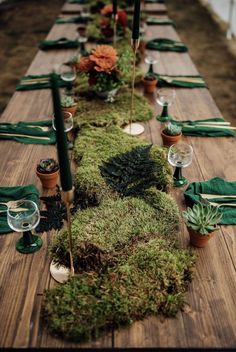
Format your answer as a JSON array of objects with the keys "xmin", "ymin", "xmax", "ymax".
[
  {"xmin": 183, "ymin": 203, "xmax": 222, "ymax": 236},
  {"xmin": 163, "ymin": 122, "xmax": 182, "ymax": 136}
]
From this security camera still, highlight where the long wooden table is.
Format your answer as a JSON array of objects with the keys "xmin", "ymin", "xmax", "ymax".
[{"xmin": 0, "ymin": 2, "xmax": 236, "ymax": 348}]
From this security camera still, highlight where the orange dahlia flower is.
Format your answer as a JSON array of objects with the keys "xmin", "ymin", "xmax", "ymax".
[
  {"xmin": 101, "ymin": 4, "xmax": 113, "ymax": 16},
  {"xmin": 89, "ymin": 45, "xmax": 118, "ymax": 73},
  {"xmin": 78, "ymin": 56, "xmax": 95, "ymax": 72}
]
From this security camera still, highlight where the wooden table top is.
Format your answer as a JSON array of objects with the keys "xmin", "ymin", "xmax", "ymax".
[{"xmin": 0, "ymin": 2, "xmax": 236, "ymax": 348}]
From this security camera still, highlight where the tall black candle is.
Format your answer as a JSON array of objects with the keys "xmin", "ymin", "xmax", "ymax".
[
  {"xmin": 132, "ymin": 0, "xmax": 141, "ymax": 40},
  {"xmin": 113, "ymin": 0, "xmax": 117, "ymax": 16},
  {"xmin": 50, "ymin": 73, "xmax": 73, "ymax": 192}
]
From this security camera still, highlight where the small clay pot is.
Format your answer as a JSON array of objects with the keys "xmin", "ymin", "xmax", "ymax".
[
  {"xmin": 187, "ymin": 227, "xmax": 216, "ymax": 248},
  {"xmin": 143, "ymin": 77, "xmax": 158, "ymax": 93},
  {"xmin": 36, "ymin": 169, "xmax": 59, "ymax": 189},
  {"xmin": 161, "ymin": 130, "xmax": 182, "ymax": 147},
  {"xmin": 62, "ymin": 105, "xmax": 77, "ymax": 117}
]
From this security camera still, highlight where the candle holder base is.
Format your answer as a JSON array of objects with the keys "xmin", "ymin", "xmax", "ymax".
[
  {"xmin": 50, "ymin": 260, "xmax": 70, "ymax": 283},
  {"xmin": 16, "ymin": 232, "xmax": 43, "ymax": 254},
  {"xmin": 173, "ymin": 176, "xmax": 188, "ymax": 188},
  {"xmin": 123, "ymin": 123, "xmax": 144, "ymax": 136}
]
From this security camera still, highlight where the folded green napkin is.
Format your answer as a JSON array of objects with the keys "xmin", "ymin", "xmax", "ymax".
[
  {"xmin": 146, "ymin": 38, "xmax": 188, "ymax": 52},
  {"xmin": 146, "ymin": 17, "xmax": 175, "ymax": 26},
  {"xmin": 56, "ymin": 16, "xmax": 89, "ymax": 24},
  {"xmin": 39, "ymin": 38, "xmax": 79, "ymax": 50},
  {"xmin": 0, "ymin": 185, "xmax": 39, "ymax": 234},
  {"xmin": 0, "ymin": 120, "xmax": 56, "ymax": 144},
  {"xmin": 155, "ymin": 74, "xmax": 207, "ymax": 88},
  {"xmin": 170, "ymin": 118, "xmax": 236, "ymax": 137},
  {"xmin": 67, "ymin": 0, "xmax": 87, "ymax": 3},
  {"xmin": 184, "ymin": 177, "xmax": 236, "ymax": 225},
  {"xmin": 16, "ymin": 73, "xmax": 70, "ymax": 91}
]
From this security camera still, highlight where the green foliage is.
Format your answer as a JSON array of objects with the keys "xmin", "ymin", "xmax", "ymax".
[
  {"xmin": 74, "ymin": 89, "xmax": 153, "ymax": 128},
  {"xmin": 44, "ymin": 236, "xmax": 195, "ymax": 342},
  {"xmin": 183, "ymin": 203, "xmax": 222, "ymax": 235},
  {"xmin": 73, "ymin": 126, "xmax": 172, "ymax": 201},
  {"xmin": 100, "ymin": 145, "xmax": 167, "ymax": 196},
  {"xmin": 37, "ymin": 158, "xmax": 59, "ymax": 174},
  {"xmin": 163, "ymin": 122, "xmax": 182, "ymax": 136}
]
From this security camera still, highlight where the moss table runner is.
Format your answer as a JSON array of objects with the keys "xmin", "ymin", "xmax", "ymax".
[
  {"xmin": 146, "ymin": 38, "xmax": 188, "ymax": 52},
  {"xmin": 56, "ymin": 16, "xmax": 89, "ymax": 24},
  {"xmin": 170, "ymin": 118, "xmax": 236, "ymax": 137},
  {"xmin": 0, "ymin": 185, "xmax": 39, "ymax": 234},
  {"xmin": 184, "ymin": 177, "xmax": 236, "ymax": 225},
  {"xmin": 0, "ymin": 120, "xmax": 56, "ymax": 144},
  {"xmin": 146, "ymin": 17, "xmax": 175, "ymax": 26},
  {"xmin": 155, "ymin": 74, "xmax": 207, "ymax": 88},
  {"xmin": 39, "ymin": 38, "xmax": 79, "ymax": 50},
  {"xmin": 16, "ymin": 74, "xmax": 70, "ymax": 91}
]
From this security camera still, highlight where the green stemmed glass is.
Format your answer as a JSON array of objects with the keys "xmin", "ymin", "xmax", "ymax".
[
  {"xmin": 168, "ymin": 142, "xmax": 193, "ymax": 187},
  {"xmin": 7, "ymin": 200, "xmax": 42, "ymax": 254}
]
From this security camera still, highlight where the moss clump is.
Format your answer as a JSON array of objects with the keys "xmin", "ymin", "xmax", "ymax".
[
  {"xmin": 43, "ymin": 237, "xmax": 194, "ymax": 342},
  {"xmin": 74, "ymin": 89, "xmax": 152, "ymax": 128},
  {"xmin": 73, "ymin": 125, "xmax": 172, "ymax": 201},
  {"xmin": 49, "ymin": 188, "xmax": 180, "ymax": 271}
]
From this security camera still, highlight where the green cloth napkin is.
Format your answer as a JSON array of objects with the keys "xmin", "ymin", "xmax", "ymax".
[
  {"xmin": 170, "ymin": 118, "xmax": 236, "ymax": 137},
  {"xmin": 56, "ymin": 16, "xmax": 89, "ymax": 24},
  {"xmin": 39, "ymin": 38, "xmax": 79, "ymax": 50},
  {"xmin": 0, "ymin": 185, "xmax": 39, "ymax": 234},
  {"xmin": 146, "ymin": 17, "xmax": 175, "ymax": 26},
  {"xmin": 0, "ymin": 120, "xmax": 56, "ymax": 144},
  {"xmin": 146, "ymin": 38, "xmax": 188, "ymax": 52},
  {"xmin": 16, "ymin": 73, "xmax": 70, "ymax": 91},
  {"xmin": 155, "ymin": 74, "xmax": 207, "ymax": 88},
  {"xmin": 184, "ymin": 177, "xmax": 236, "ymax": 225}
]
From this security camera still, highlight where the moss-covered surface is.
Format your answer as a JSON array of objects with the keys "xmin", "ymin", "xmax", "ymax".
[
  {"xmin": 74, "ymin": 88, "xmax": 152, "ymax": 128},
  {"xmin": 73, "ymin": 125, "xmax": 172, "ymax": 201},
  {"xmin": 44, "ymin": 235, "xmax": 194, "ymax": 342}
]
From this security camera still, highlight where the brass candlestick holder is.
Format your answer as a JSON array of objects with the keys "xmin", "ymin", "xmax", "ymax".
[
  {"xmin": 123, "ymin": 39, "xmax": 145, "ymax": 136},
  {"xmin": 50, "ymin": 188, "xmax": 75, "ymax": 283}
]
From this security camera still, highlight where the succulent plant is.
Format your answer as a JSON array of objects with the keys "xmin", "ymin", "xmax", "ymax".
[
  {"xmin": 183, "ymin": 203, "xmax": 222, "ymax": 235},
  {"xmin": 61, "ymin": 95, "xmax": 76, "ymax": 108},
  {"xmin": 37, "ymin": 158, "xmax": 59, "ymax": 174},
  {"xmin": 163, "ymin": 122, "xmax": 182, "ymax": 136}
]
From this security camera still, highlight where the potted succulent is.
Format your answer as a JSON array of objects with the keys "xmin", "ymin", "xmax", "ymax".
[
  {"xmin": 183, "ymin": 203, "xmax": 222, "ymax": 248},
  {"xmin": 36, "ymin": 158, "xmax": 60, "ymax": 189},
  {"xmin": 61, "ymin": 96, "xmax": 77, "ymax": 117},
  {"xmin": 143, "ymin": 73, "xmax": 158, "ymax": 94},
  {"xmin": 161, "ymin": 122, "xmax": 182, "ymax": 147}
]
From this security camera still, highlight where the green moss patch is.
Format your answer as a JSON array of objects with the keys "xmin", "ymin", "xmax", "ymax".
[
  {"xmin": 74, "ymin": 89, "xmax": 152, "ymax": 128},
  {"xmin": 73, "ymin": 125, "xmax": 172, "ymax": 201},
  {"xmin": 43, "ymin": 236, "xmax": 194, "ymax": 342}
]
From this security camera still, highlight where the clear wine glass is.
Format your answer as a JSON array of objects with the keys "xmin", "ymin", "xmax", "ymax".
[
  {"xmin": 7, "ymin": 200, "xmax": 42, "ymax": 254},
  {"xmin": 156, "ymin": 88, "xmax": 176, "ymax": 123},
  {"xmin": 145, "ymin": 55, "xmax": 158, "ymax": 75},
  {"xmin": 59, "ymin": 64, "xmax": 76, "ymax": 96},
  {"xmin": 52, "ymin": 111, "xmax": 74, "ymax": 149},
  {"xmin": 168, "ymin": 142, "xmax": 193, "ymax": 187}
]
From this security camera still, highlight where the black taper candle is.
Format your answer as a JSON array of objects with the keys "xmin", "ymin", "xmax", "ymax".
[
  {"xmin": 132, "ymin": 0, "xmax": 141, "ymax": 40},
  {"xmin": 113, "ymin": 0, "xmax": 117, "ymax": 16},
  {"xmin": 50, "ymin": 72, "xmax": 73, "ymax": 191}
]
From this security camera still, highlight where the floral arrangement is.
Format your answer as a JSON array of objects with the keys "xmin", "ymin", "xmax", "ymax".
[
  {"xmin": 100, "ymin": 4, "xmax": 127, "ymax": 38},
  {"xmin": 78, "ymin": 44, "xmax": 131, "ymax": 92}
]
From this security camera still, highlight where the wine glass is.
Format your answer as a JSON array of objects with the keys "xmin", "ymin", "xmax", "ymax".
[
  {"xmin": 145, "ymin": 55, "xmax": 158, "ymax": 75},
  {"xmin": 59, "ymin": 64, "xmax": 76, "ymax": 95},
  {"xmin": 52, "ymin": 111, "xmax": 74, "ymax": 149},
  {"xmin": 7, "ymin": 200, "xmax": 42, "ymax": 254},
  {"xmin": 168, "ymin": 142, "xmax": 193, "ymax": 187},
  {"xmin": 156, "ymin": 88, "xmax": 176, "ymax": 123},
  {"xmin": 77, "ymin": 35, "xmax": 88, "ymax": 57}
]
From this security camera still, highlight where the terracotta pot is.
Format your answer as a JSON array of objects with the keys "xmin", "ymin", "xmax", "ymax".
[
  {"xmin": 36, "ymin": 169, "xmax": 59, "ymax": 189},
  {"xmin": 161, "ymin": 130, "xmax": 182, "ymax": 147},
  {"xmin": 62, "ymin": 105, "xmax": 77, "ymax": 117},
  {"xmin": 143, "ymin": 77, "xmax": 157, "ymax": 93},
  {"xmin": 187, "ymin": 226, "xmax": 216, "ymax": 248}
]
